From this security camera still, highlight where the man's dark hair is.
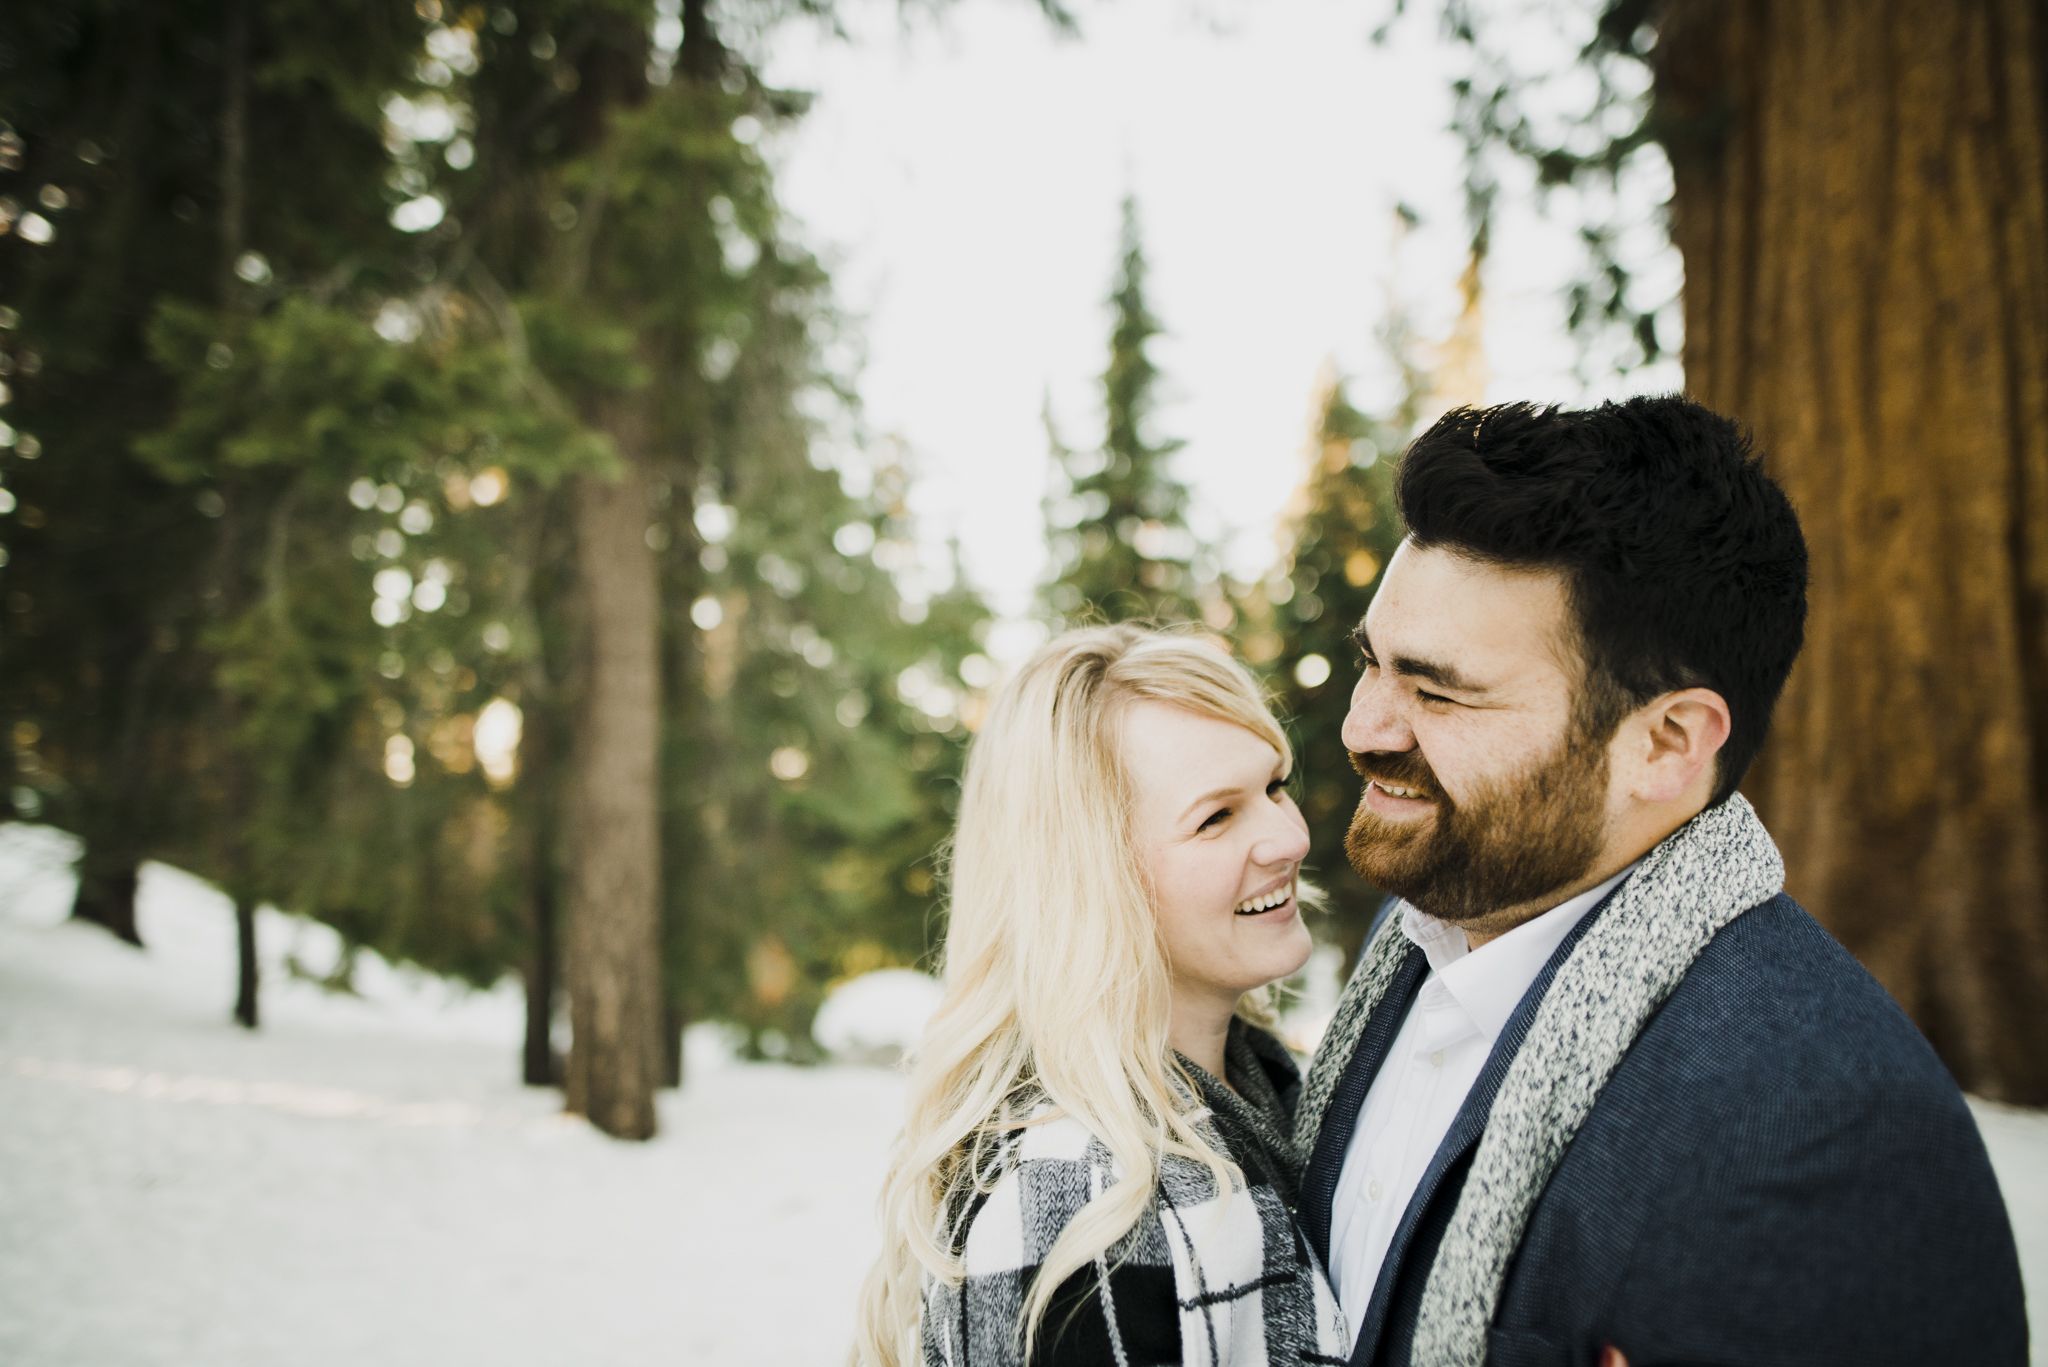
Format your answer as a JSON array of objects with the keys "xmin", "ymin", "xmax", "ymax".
[{"xmin": 1395, "ymin": 396, "xmax": 1808, "ymax": 806}]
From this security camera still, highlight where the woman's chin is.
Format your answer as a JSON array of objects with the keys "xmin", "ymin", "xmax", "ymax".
[
  {"xmin": 1232, "ymin": 907, "xmax": 1316, "ymax": 989},
  {"xmin": 1270, "ymin": 918, "xmax": 1317, "ymax": 982}
]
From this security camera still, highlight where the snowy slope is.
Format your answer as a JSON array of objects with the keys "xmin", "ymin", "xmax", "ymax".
[{"xmin": 1, "ymin": 823, "xmax": 2042, "ymax": 1365}]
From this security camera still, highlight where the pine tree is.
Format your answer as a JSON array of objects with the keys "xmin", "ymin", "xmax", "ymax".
[
  {"xmin": 1259, "ymin": 363, "xmax": 1415, "ymax": 977},
  {"xmin": 0, "ymin": 0, "xmax": 433, "ymax": 978},
  {"xmin": 676, "ymin": 436, "xmax": 989, "ymax": 1063},
  {"xmin": 1041, "ymin": 198, "xmax": 1202, "ymax": 628}
]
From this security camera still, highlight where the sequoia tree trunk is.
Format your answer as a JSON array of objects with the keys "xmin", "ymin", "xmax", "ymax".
[
  {"xmin": 562, "ymin": 413, "xmax": 664, "ymax": 1140},
  {"xmin": 1660, "ymin": 0, "xmax": 2048, "ymax": 1101}
]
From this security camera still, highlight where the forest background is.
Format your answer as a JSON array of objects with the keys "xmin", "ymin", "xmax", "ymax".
[{"xmin": 4, "ymin": 0, "xmax": 2046, "ymax": 1143}]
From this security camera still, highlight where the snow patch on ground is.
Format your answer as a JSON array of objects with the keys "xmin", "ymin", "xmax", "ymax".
[
  {"xmin": 814, "ymin": 968, "xmax": 943, "ymax": 1063},
  {"xmin": 1, "ymin": 822, "xmax": 2043, "ymax": 1363}
]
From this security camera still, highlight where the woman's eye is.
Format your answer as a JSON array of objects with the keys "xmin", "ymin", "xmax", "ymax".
[
  {"xmin": 1197, "ymin": 808, "xmax": 1230, "ymax": 832},
  {"xmin": 1266, "ymin": 779, "xmax": 1287, "ymax": 799}
]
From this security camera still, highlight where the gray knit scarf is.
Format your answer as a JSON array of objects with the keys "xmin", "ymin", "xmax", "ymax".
[{"xmin": 1292, "ymin": 794, "xmax": 1786, "ymax": 1367}]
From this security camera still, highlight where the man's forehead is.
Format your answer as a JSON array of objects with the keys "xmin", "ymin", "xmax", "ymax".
[{"xmin": 1363, "ymin": 542, "xmax": 1576, "ymax": 681}]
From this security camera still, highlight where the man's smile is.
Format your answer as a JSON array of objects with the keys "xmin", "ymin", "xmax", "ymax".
[{"xmin": 1363, "ymin": 778, "xmax": 1437, "ymax": 819}]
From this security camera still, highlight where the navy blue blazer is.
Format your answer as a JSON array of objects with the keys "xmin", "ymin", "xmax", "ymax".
[{"xmin": 1299, "ymin": 891, "xmax": 2029, "ymax": 1367}]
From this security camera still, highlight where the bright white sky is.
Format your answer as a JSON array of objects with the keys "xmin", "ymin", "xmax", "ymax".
[{"xmin": 752, "ymin": 0, "xmax": 1681, "ymax": 636}]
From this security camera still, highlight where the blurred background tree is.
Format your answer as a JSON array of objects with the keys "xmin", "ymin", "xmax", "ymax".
[
  {"xmin": 1261, "ymin": 362, "xmax": 1416, "ymax": 980},
  {"xmin": 1039, "ymin": 197, "xmax": 1209, "ymax": 630},
  {"xmin": 0, "ymin": 0, "xmax": 438, "ymax": 1023}
]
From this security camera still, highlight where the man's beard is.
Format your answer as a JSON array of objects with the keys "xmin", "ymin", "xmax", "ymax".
[{"xmin": 1343, "ymin": 726, "xmax": 1611, "ymax": 925}]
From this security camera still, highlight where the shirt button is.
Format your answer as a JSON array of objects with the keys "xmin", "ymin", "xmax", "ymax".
[
  {"xmin": 1429, "ymin": 1050, "xmax": 1444, "ymax": 1068},
  {"xmin": 1368, "ymin": 1180, "xmax": 1382, "ymax": 1200}
]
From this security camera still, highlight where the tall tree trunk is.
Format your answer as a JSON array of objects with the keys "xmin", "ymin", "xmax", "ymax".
[
  {"xmin": 522, "ymin": 879, "xmax": 560, "ymax": 1086},
  {"xmin": 562, "ymin": 413, "xmax": 664, "ymax": 1139},
  {"xmin": 218, "ymin": 0, "xmax": 249, "ymax": 301},
  {"xmin": 233, "ymin": 893, "xmax": 259, "ymax": 1029},
  {"xmin": 1661, "ymin": 0, "xmax": 2048, "ymax": 1101},
  {"xmin": 218, "ymin": 0, "xmax": 262, "ymax": 1033},
  {"xmin": 660, "ymin": 1000, "xmax": 686, "ymax": 1089},
  {"xmin": 71, "ymin": 852, "xmax": 142, "ymax": 946},
  {"xmin": 521, "ymin": 708, "xmax": 562, "ymax": 1087}
]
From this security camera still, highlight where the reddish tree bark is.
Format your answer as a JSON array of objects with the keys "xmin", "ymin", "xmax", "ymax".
[{"xmin": 1662, "ymin": 0, "xmax": 2048, "ymax": 1100}]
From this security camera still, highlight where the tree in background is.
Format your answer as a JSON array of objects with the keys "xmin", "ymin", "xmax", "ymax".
[
  {"xmin": 441, "ymin": 0, "xmax": 993, "ymax": 1124},
  {"xmin": 0, "ymin": 0, "xmax": 431, "ymax": 992},
  {"xmin": 677, "ymin": 437, "xmax": 989, "ymax": 1065},
  {"xmin": 1654, "ymin": 0, "xmax": 2048, "ymax": 1103},
  {"xmin": 1423, "ymin": 0, "xmax": 2048, "ymax": 1100},
  {"xmin": 2, "ymin": 0, "xmax": 1011, "ymax": 1138},
  {"xmin": 1040, "ymin": 197, "xmax": 1210, "ymax": 629},
  {"xmin": 1261, "ymin": 367, "xmax": 1415, "ymax": 979}
]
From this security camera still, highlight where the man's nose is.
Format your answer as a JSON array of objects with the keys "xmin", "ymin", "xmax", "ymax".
[{"xmin": 1341, "ymin": 670, "xmax": 1415, "ymax": 755}]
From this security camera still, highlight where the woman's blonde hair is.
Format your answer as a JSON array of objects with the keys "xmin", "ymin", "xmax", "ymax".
[{"xmin": 851, "ymin": 623, "xmax": 1299, "ymax": 1366}]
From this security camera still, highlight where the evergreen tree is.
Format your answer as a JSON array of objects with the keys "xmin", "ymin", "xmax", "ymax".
[
  {"xmin": 1041, "ymin": 197, "xmax": 1202, "ymax": 627},
  {"xmin": 677, "ymin": 437, "xmax": 988, "ymax": 1064},
  {"xmin": 1258, "ymin": 364, "xmax": 1415, "ymax": 977},
  {"xmin": 0, "ymin": 0, "xmax": 433, "ymax": 980}
]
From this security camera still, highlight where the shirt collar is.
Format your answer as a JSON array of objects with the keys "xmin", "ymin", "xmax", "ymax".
[{"xmin": 1398, "ymin": 861, "xmax": 1639, "ymax": 1043}]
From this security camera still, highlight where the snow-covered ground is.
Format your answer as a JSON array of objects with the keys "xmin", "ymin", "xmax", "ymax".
[
  {"xmin": 0, "ymin": 826, "xmax": 905, "ymax": 1367},
  {"xmin": 1, "ymin": 822, "xmax": 2042, "ymax": 1365}
]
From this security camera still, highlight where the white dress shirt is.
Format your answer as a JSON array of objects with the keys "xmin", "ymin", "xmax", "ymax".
[{"xmin": 1327, "ymin": 864, "xmax": 1637, "ymax": 1341}]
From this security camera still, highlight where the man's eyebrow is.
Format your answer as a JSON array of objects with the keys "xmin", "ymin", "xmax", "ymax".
[
  {"xmin": 1350, "ymin": 625, "xmax": 1486, "ymax": 693},
  {"xmin": 1393, "ymin": 655, "xmax": 1484, "ymax": 693}
]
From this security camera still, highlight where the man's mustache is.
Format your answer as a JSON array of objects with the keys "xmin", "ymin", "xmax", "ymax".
[{"xmin": 1347, "ymin": 748, "xmax": 1446, "ymax": 803}]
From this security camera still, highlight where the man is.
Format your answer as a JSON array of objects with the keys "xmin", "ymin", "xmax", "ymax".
[{"xmin": 1295, "ymin": 398, "xmax": 2027, "ymax": 1367}]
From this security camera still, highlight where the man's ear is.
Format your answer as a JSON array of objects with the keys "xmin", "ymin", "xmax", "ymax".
[{"xmin": 1624, "ymin": 687, "xmax": 1732, "ymax": 805}]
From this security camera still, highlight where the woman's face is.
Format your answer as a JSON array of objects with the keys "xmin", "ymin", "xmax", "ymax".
[{"xmin": 1123, "ymin": 700, "xmax": 1315, "ymax": 1012}]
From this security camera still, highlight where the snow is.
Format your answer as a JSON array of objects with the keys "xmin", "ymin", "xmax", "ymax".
[
  {"xmin": 1, "ymin": 821, "xmax": 2043, "ymax": 1363},
  {"xmin": 0, "ymin": 825, "xmax": 905, "ymax": 1367},
  {"xmin": 812, "ymin": 969, "xmax": 944, "ymax": 1063}
]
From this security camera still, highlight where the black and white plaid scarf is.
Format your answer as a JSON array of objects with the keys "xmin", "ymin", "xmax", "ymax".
[{"xmin": 922, "ymin": 1020, "xmax": 1351, "ymax": 1367}]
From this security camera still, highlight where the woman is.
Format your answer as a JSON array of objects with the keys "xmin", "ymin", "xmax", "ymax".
[{"xmin": 854, "ymin": 625, "xmax": 1349, "ymax": 1367}]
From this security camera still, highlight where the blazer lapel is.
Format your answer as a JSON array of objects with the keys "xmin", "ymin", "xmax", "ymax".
[
  {"xmin": 1346, "ymin": 883, "xmax": 1624, "ymax": 1367},
  {"xmin": 1300, "ymin": 945, "xmax": 1429, "ymax": 1268}
]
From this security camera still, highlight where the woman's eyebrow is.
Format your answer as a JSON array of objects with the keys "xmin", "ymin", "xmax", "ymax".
[{"xmin": 1177, "ymin": 785, "xmax": 1243, "ymax": 823}]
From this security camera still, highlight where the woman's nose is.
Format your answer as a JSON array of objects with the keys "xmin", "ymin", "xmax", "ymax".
[{"xmin": 1258, "ymin": 799, "xmax": 1311, "ymax": 867}]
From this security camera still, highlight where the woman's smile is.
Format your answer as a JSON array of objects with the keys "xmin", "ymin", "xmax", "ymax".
[{"xmin": 1233, "ymin": 877, "xmax": 1297, "ymax": 917}]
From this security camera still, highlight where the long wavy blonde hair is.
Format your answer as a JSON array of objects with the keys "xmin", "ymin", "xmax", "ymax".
[{"xmin": 851, "ymin": 623, "xmax": 1299, "ymax": 1366}]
